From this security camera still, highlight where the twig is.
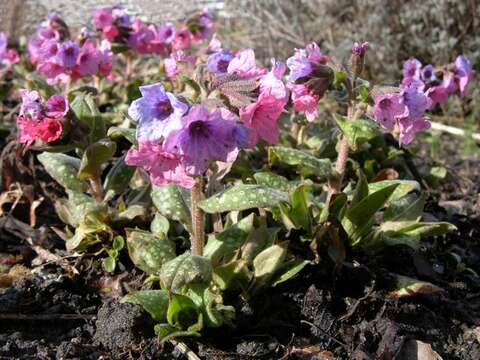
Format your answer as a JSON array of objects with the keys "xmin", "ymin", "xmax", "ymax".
[
  {"xmin": 169, "ymin": 340, "xmax": 202, "ymax": 360},
  {"xmin": 191, "ymin": 178, "xmax": 205, "ymax": 256},
  {"xmin": 430, "ymin": 121, "xmax": 480, "ymax": 142}
]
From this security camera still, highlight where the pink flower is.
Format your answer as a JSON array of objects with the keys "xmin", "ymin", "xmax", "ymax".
[
  {"xmin": 17, "ymin": 115, "xmax": 63, "ymax": 146},
  {"xmin": 93, "ymin": 8, "xmax": 114, "ymax": 29},
  {"xmin": 172, "ymin": 28, "xmax": 191, "ymax": 50},
  {"xmin": 372, "ymin": 92, "xmax": 408, "ymax": 130},
  {"xmin": 102, "ymin": 25, "xmax": 119, "ymax": 42},
  {"xmin": 289, "ymin": 84, "xmax": 320, "ymax": 121},
  {"xmin": 75, "ymin": 41, "xmax": 100, "ymax": 76},
  {"xmin": 398, "ymin": 117, "xmax": 430, "ymax": 145},
  {"xmin": 227, "ymin": 49, "xmax": 267, "ymax": 79},
  {"xmin": 259, "ymin": 59, "xmax": 288, "ymax": 100},
  {"xmin": 240, "ymin": 89, "xmax": 286, "ymax": 144},
  {"xmin": 208, "ymin": 33, "xmax": 222, "ymax": 53},
  {"xmin": 125, "ymin": 140, "xmax": 195, "ymax": 188},
  {"xmin": 45, "ymin": 95, "xmax": 69, "ymax": 118},
  {"xmin": 164, "ymin": 51, "xmax": 196, "ymax": 79}
]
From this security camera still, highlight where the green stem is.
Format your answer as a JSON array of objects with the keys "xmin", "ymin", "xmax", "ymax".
[{"xmin": 191, "ymin": 178, "xmax": 205, "ymax": 256}]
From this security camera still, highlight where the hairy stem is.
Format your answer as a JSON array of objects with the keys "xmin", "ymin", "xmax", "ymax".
[
  {"xmin": 191, "ymin": 178, "xmax": 205, "ymax": 256},
  {"xmin": 89, "ymin": 173, "xmax": 103, "ymax": 203}
]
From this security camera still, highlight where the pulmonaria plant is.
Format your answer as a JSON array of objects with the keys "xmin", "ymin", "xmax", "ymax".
[
  {"xmin": 372, "ymin": 54, "xmax": 475, "ymax": 144},
  {"xmin": 16, "ymin": 90, "xmax": 68, "ymax": 146},
  {"xmin": 28, "ymin": 14, "xmax": 114, "ymax": 85},
  {"xmin": 93, "ymin": 6, "xmax": 214, "ymax": 56}
]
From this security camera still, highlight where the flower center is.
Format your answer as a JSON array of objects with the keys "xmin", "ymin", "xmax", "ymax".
[
  {"xmin": 188, "ymin": 120, "xmax": 209, "ymax": 137},
  {"xmin": 217, "ymin": 59, "xmax": 229, "ymax": 73},
  {"xmin": 379, "ymin": 98, "xmax": 392, "ymax": 110},
  {"xmin": 155, "ymin": 99, "xmax": 173, "ymax": 119}
]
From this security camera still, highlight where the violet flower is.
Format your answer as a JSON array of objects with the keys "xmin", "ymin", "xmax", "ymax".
[{"xmin": 454, "ymin": 55, "xmax": 475, "ymax": 97}]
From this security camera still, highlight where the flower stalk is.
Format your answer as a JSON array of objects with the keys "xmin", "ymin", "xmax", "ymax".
[
  {"xmin": 191, "ymin": 177, "xmax": 205, "ymax": 256},
  {"xmin": 89, "ymin": 172, "xmax": 104, "ymax": 203}
]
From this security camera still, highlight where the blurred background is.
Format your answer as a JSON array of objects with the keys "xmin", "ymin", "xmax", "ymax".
[{"xmin": 1, "ymin": 0, "xmax": 478, "ymax": 84}]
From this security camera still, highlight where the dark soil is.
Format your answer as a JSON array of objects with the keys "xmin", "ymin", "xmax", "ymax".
[{"xmin": 1, "ymin": 132, "xmax": 480, "ymax": 359}]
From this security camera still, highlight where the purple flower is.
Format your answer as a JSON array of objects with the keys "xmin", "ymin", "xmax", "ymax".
[
  {"xmin": 128, "ymin": 83, "xmax": 188, "ymax": 142},
  {"xmin": 401, "ymin": 83, "xmax": 432, "ymax": 118},
  {"xmin": 45, "ymin": 95, "xmax": 69, "ymax": 118},
  {"xmin": 0, "ymin": 32, "xmax": 7, "ymax": 56},
  {"xmin": 39, "ymin": 39, "xmax": 60, "ymax": 62},
  {"xmin": 57, "ymin": 41, "xmax": 79, "ymax": 69},
  {"xmin": 454, "ymin": 55, "xmax": 475, "ymax": 97},
  {"xmin": 420, "ymin": 64, "xmax": 436, "ymax": 83},
  {"xmin": 75, "ymin": 41, "xmax": 100, "ymax": 76},
  {"xmin": 372, "ymin": 92, "xmax": 408, "ymax": 130},
  {"xmin": 351, "ymin": 42, "xmax": 369, "ymax": 57},
  {"xmin": 403, "ymin": 58, "xmax": 422, "ymax": 80},
  {"xmin": 286, "ymin": 48, "xmax": 313, "ymax": 82},
  {"xmin": 188, "ymin": 9, "xmax": 214, "ymax": 42},
  {"xmin": 163, "ymin": 105, "xmax": 242, "ymax": 175},
  {"xmin": 207, "ymin": 50, "xmax": 234, "ymax": 74},
  {"xmin": 398, "ymin": 117, "xmax": 431, "ymax": 145},
  {"xmin": 19, "ymin": 90, "xmax": 43, "ymax": 118},
  {"xmin": 157, "ymin": 23, "xmax": 175, "ymax": 43}
]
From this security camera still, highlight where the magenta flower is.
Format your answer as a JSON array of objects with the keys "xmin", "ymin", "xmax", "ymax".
[
  {"xmin": 240, "ymin": 89, "xmax": 286, "ymax": 144},
  {"xmin": 45, "ymin": 95, "xmax": 69, "ymax": 118},
  {"xmin": 259, "ymin": 59, "xmax": 288, "ymax": 100},
  {"xmin": 57, "ymin": 41, "xmax": 79, "ymax": 69},
  {"xmin": 102, "ymin": 25, "xmax": 119, "ymax": 42},
  {"xmin": 207, "ymin": 50, "xmax": 234, "ymax": 74},
  {"xmin": 93, "ymin": 8, "xmax": 114, "ymax": 29},
  {"xmin": 289, "ymin": 84, "xmax": 320, "ymax": 122},
  {"xmin": 98, "ymin": 40, "xmax": 114, "ymax": 78},
  {"xmin": 227, "ymin": 49, "xmax": 267, "ymax": 79},
  {"xmin": 125, "ymin": 140, "xmax": 195, "ymax": 188},
  {"xmin": 157, "ymin": 23, "xmax": 175, "ymax": 44},
  {"xmin": 187, "ymin": 9, "xmax": 214, "ymax": 42},
  {"xmin": 454, "ymin": 55, "xmax": 475, "ymax": 97},
  {"xmin": 163, "ymin": 106, "xmax": 243, "ymax": 175},
  {"xmin": 38, "ymin": 39, "xmax": 60, "ymax": 62},
  {"xmin": 0, "ymin": 33, "xmax": 19, "ymax": 66},
  {"xmin": 172, "ymin": 28, "xmax": 191, "ymax": 50},
  {"xmin": 76, "ymin": 41, "xmax": 100, "ymax": 76},
  {"xmin": 403, "ymin": 58, "xmax": 422, "ymax": 80},
  {"xmin": 372, "ymin": 92, "xmax": 408, "ymax": 130},
  {"xmin": 398, "ymin": 117, "xmax": 431, "ymax": 145},
  {"xmin": 128, "ymin": 83, "xmax": 188, "ymax": 142},
  {"xmin": 164, "ymin": 51, "xmax": 196, "ymax": 78},
  {"xmin": 351, "ymin": 42, "xmax": 369, "ymax": 57}
]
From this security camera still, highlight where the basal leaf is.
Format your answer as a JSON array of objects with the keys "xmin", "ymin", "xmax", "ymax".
[
  {"xmin": 103, "ymin": 155, "xmax": 136, "ymax": 194},
  {"xmin": 204, "ymin": 213, "xmax": 255, "ymax": 264},
  {"xmin": 253, "ymin": 243, "xmax": 287, "ymax": 282},
  {"xmin": 126, "ymin": 229, "xmax": 176, "ymax": 274},
  {"xmin": 107, "ymin": 126, "xmax": 137, "ymax": 144},
  {"xmin": 271, "ymin": 259, "xmax": 309, "ymax": 287},
  {"xmin": 160, "ymin": 254, "xmax": 213, "ymax": 292},
  {"xmin": 38, "ymin": 152, "xmax": 87, "ymax": 192},
  {"xmin": 335, "ymin": 115, "xmax": 380, "ymax": 151},
  {"xmin": 71, "ymin": 93, "xmax": 105, "ymax": 143},
  {"xmin": 151, "ymin": 185, "xmax": 191, "ymax": 229},
  {"xmin": 253, "ymin": 171, "xmax": 295, "ymax": 193},
  {"xmin": 78, "ymin": 139, "xmax": 116, "ymax": 180},
  {"xmin": 368, "ymin": 180, "xmax": 420, "ymax": 203},
  {"xmin": 198, "ymin": 184, "xmax": 289, "ymax": 213},
  {"xmin": 122, "ymin": 290, "xmax": 170, "ymax": 322}
]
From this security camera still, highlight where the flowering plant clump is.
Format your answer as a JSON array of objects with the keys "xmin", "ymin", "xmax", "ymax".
[
  {"xmin": 28, "ymin": 14, "xmax": 114, "ymax": 85},
  {"xmin": 4, "ymin": 6, "xmax": 475, "ymax": 343}
]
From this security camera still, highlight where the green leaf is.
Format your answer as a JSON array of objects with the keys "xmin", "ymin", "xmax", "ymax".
[
  {"xmin": 383, "ymin": 193, "xmax": 425, "ymax": 222},
  {"xmin": 78, "ymin": 139, "xmax": 116, "ymax": 180},
  {"xmin": 253, "ymin": 171, "xmax": 295, "ymax": 193},
  {"xmin": 351, "ymin": 171, "xmax": 369, "ymax": 207},
  {"xmin": 126, "ymin": 229, "xmax": 176, "ymax": 275},
  {"xmin": 68, "ymin": 85, "xmax": 98, "ymax": 96},
  {"xmin": 66, "ymin": 211, "xmax": 110, "ymax": 252},
  {"xmin": 367, "ymin": 180, "xmax": 420, "ymax": 203},
  {"xmin": 213, "ymin": 259, "xmax": 251, "ymax": 291},
  {"xmin": 167, "ymin": 293, "xmax": 203, "ymax": 331},
  {"xmin": 198, "ymin": 184, "xmax": 289, "ymax": 213},
  {"xmin": 103, "ymin": 155, "xmax": 136, "ymax": 194},
  {"xmin": 37, "ymin": 152, "xmax": 87, "ymax": 192},
  {"xmin": 107, "ymin": 127, "xmax": 137, "ymax": 144},
  {"xmin": 122, "ymin": 290, "xmax": 169, "ymax": 322},
  {"xmin": 286, "ymin": 185, "xmax": 312, "ymax": 232},
  {"xmin": 253, "ymin": 243, "xmax": 287, "ymax": 283},
  {"xmin": 151, "ymin": 213, "xmax": 170, "ymax": 237},
  {"xmin": 151, "ymin": 185, "xmax": 191, "ymax": 229},
  {"xmin": 271, "ymin": 259, "xmax": 309, "ymax": 287},
  {"xmin": 54, "ymin": 190, "xmax": 98, "ymax": 227},
  {"xmin": 71, "ymin": 93, "xmax": 105, "ymax": 143},
  {"xmin": 103, "ymin": 256, "xmax": 116, "ymax": 273},
  {"xmin": 113, "ymin": 236, "xmax": 125, "ymax": 251},
  {"xmin": 204, "ymin": 213, "xmax": 255, "ymax": 264},
  {"xmin": 268, "ymin": 146, "xmax": 333, "ymax": 180},
  {"xmin": 159, "ymin": 254, "xmax": 213, "ymax": 292},
  {"xmin": 154, "ymin": 324, "xmax": 200, "ymax": 342},
  {"xmin": 335, "ymin": 115, "xmax": 380, "ymax": 151}
]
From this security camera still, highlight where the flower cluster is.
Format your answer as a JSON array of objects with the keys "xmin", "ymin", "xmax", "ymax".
[
  {"xmin": 28, "ymin": 14, "xmax": 114, "ymax": 84},
  {"xmin": 93, "ymin": 7, "xmax": 213, "ymax": 56},
  {"xmin": 207, "ymin": 40, "xmax": 288, "ymax": 144},
  {"xmin": 125, "ymin": 84, "xmax": 253, "ymax": 188},
  {"xmin": 372, "ymin": 55, "xmax": 474, "ymax": 145},
  {"xmin": 0, "ymin": 32, "xmax": 20, "ymax": 68},
  {"xmin": 16, "ymin": 90, "xmax": 68, "ymax": 146},
  {"xmin": 286, "ymin": 43, "xmax": 332, "ymax": 121}
]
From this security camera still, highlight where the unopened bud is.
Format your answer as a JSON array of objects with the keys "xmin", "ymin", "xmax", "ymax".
[{"xmin": 351, "ymin": 42, "xmax": 369, "ymax": 77}]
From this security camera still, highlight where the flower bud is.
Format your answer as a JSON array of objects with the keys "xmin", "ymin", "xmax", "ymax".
[{"xmin": 350, "ymin": 42, "xmax": 369, "ymax": 77}]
